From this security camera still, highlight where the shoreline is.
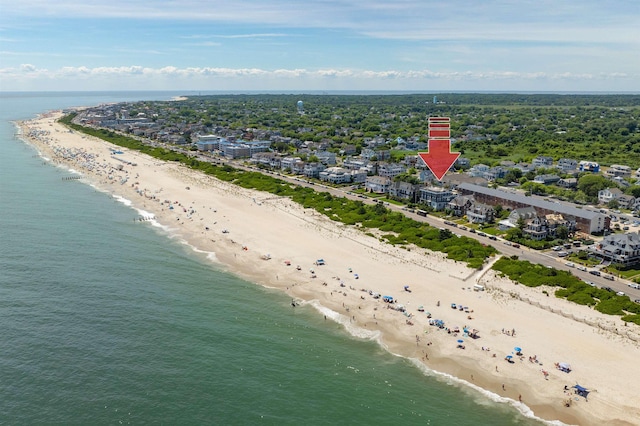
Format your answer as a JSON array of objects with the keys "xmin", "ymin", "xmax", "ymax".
[{"xmin": 16, "ymin": 110, "xmax": 640, "ymax": 426}]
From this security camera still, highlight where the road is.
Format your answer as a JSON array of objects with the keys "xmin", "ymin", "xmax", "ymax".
[{"xmin": 170, "ymin": 152, "xmax": 640, "ymax": 302}]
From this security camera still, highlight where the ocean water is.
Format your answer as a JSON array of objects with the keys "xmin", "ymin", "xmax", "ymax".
[{"xmin": 0, "ymin": 92, "xmax": 542, "ymax": 425}]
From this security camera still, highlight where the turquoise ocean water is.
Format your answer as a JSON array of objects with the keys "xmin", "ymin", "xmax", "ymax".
[{"xmin": 0, "ymin": 92, "xmax": 542, "ymax": 425}]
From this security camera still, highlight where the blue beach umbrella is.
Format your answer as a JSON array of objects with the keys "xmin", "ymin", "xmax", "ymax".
[
  {"xmin": 457, "ymin": 339, "xmax": 464, "ymax": 343},
  {"xmin": 506, "ymin": 355, "xmax": 513, "ymax": 359},
  {"xmin": 514, "ymin": 346, "xmax": 522, "ymax": 352}
]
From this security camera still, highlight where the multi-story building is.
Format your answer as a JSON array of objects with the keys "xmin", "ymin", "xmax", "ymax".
[
  {"xmin": 598, "ymin": 188, "xmax": 623, "ymax": 205},
  {"xmin": 605, "ymin": 164, "xmax": 632, "ymax": 179},
  {"xmin": 377, "ymin": 163, "xmax": 406, "ymax": 179},
  {"xmin": 457, "ymin": 183, "xmax": 608, "ymax": 234},
  {"xmin": 579, "ymin": 161, "xmax": 600, "ymax": 173},
  {"xmin": 588, "ymin": 232, "xmax": 640, "ymax": 266},
  {"xmin": 365, "ymin": 176, "xmax": 391, "ymax": 193},
  {"xmin": 319, "ymin": 167, "xmax": 352, "ymax": 184},
  {"xmin": 556, "ymin": 158, "xmax": 578, "ymax": 173},
  {"xmin": 532, "ymin": 156, "xmax": 554, "ymax": 169},
  {"xmin": 466, "ymin": 203, "xmax": 495, "ymax": 224},
  {"xmin": 418, "ymin": 186, "xmax": 455, "ymax": 211}
]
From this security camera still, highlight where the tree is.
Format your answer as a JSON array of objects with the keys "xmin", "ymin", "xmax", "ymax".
[
  {"xmin": 556, "ymin": 225, "xmax": 569, "ymax": 240},
  {"xmin": 608, "ymin": 199, "xmax": 620, "ymax": 210},
  {"xmin": 626, "ymin": 185, "xmax": 640, "ymax": 198},
  {"xmin": 577, "ymin": 174, "xmax": 612, "ymax": 199}
]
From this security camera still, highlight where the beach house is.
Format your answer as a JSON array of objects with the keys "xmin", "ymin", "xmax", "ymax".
[
  {"xmin": 418, "ymin": 186, "xmax": 455, "ymax": 211},
  {"xmin": 588, "ymin": 232, "xmax": 640, "ymax": 266}
]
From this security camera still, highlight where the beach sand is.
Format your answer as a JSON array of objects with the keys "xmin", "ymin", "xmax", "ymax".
[{"xmin": 18, "ymin": 111, "xmax": 640, "ymax": 426}]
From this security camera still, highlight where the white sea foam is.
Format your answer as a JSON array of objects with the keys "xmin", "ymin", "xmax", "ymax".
[
  {"xmin": 68, "ymin": 168, "xmax": 82, "ymax": 175},
  {"xmin": 410, "ymin": 357, "xmax": 565, "ymax": 425},
  {"xmin": 305, "ymin": 299, "xmax": 381, "ymax": 341},
  {"xmin": 186, "ymin": 243, "xmax": 219, "ymax": 263},
  {"xmin": 303, "ymin": 297, "xmax": 567, "ymax": 426},
  {"xmin": 112, "ymin": 194, "xmax": 132, "ymax": 207}
]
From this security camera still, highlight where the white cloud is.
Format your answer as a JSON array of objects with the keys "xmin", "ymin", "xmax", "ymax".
[{"xmin": 2, "ymin": 64, "xmax": 637, "ymax": 91}]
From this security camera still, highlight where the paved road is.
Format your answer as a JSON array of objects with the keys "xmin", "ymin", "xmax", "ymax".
[{"xmin": 195, "ymin": 156, "xmax": 640, "ymax": 302}]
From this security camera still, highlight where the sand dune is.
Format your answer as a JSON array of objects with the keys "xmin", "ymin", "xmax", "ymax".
[{"xmin": 19, "ymin": 111, "xmax": 640, "ymax": 426}]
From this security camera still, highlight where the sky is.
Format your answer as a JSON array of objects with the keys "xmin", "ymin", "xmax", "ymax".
[{"xmin": 1, "ymin": 0, "xmax": 639, "ymax": 93}]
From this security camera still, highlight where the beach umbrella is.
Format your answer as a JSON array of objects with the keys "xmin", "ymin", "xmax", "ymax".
[
  {"xmin": 506, "ymin": 355, "xmax": 513, "ymax": 359},
  {"xmin": 514, "ymin": 347, "xmax": 522, "ymax": 352},
  {"xmin": 457, "ymin": 339, "xmax": 464, "ymax": 343}
]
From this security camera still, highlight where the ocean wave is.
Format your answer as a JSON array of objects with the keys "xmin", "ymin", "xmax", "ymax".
[
  {"xmin": 112, "ymin": 194, "xmax": 132, "ymax": 207},
  {"xmin": 304, "ymin": 299, "xmax": 381, "ymax": 341},
  {"xmin": 302, "ymin": 297, "xmax": 566, "ymax": 426},
  {"xmin": 185, "ymin": 243, "xmax": 219, "ymax": 263},
  {"xmin": 405, "ymin": 354, "xmax": 567, "ymax": 426}
]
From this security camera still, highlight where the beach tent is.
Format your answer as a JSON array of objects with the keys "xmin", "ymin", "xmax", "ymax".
[
  {"xmin": 572, "ymin": 385, "xmax": 590, "ymax": 399},
  {"xmin": 315, "ymin": 259, "xmax": 325, "ymax": 265}
]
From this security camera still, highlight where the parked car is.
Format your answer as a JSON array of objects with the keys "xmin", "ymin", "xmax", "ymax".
[
  {"xmin": 628, "ymin": 283, "xmax": 640, "ymax": 290},
  {"xmin": 577, "ymin": 265, "xmax": 588, "ymax": 271},
  {"xmin": 616, "ymin": 291, "xmax": 625, "ymax": 297},
  {"xmin": 565, "ymin": 262, "xmax": 575, "ymax": 268},
  {"xmin": 589, "ymin": 270, "xmax": 601, "ymax": 276},
  {"xmin": 583, "ymin": 280, "xmax": 596, "ymax": 287},
  {"xmin": 512, "ymin": 243, "xmax": 520, "ymax": 248},
  {"xmin": 557, "ymin": 251, "xmax": 569, "ymax": 257}
]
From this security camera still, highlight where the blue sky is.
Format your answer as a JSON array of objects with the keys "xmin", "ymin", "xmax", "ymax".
[{"xmin": 1, "ymin": 0, "xmax": 638, "ymax": 92}]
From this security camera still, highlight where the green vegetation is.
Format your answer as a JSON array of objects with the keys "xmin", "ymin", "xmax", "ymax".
[
  {"xmin": 115, "ymin": 93, "xmax": 640, "ymax": 167},
  {"xmin": 492, "ymin": 257, "xmax": 640, "ymax": 325},
  {"xmin": 59, "ymin": 113, "xmax": 496, "ymax": 269},
  {"xmin": 62, "ymin": 93, "xmax": 640, "ymax": 326}
]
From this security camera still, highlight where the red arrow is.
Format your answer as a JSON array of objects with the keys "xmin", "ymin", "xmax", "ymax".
[{"xmin": 418, "ymin": 139, "xmax": 460, "ymax": 181}]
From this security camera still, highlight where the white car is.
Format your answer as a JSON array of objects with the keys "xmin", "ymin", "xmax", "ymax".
[
  {"xmin": 616, "ymin": 291, "xmax": 625, "ymax": 297},
  {"xmin": 628, "ymin": 283, "xmax": 640, "ymax": 290},
  {"xmin": 565, "ymin": 262, "xmax": 575, "ymax": 268},
  {"xmin": 577, "ymin": 265, "xmax": 588, "ymax": 271}
]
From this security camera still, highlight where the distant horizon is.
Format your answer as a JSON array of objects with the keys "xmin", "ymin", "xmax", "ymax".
[{"xmin": 2, "ymin": 90, "xmax": 640, "ymax": 96}]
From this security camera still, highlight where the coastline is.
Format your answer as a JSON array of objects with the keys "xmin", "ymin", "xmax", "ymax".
[{"xmin": 17, "ymin": 110, "xmax": 640, "ymax": 426}]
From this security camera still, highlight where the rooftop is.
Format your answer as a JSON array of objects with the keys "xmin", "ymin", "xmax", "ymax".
[{"xmin": 458, "ymin": 183, "xmax": 603, "ymax": 220}]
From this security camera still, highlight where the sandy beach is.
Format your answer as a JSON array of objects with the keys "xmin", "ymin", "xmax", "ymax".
[{"xmin": 19, "ymin": 110, "xmax": 640, "ymax": 426}]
